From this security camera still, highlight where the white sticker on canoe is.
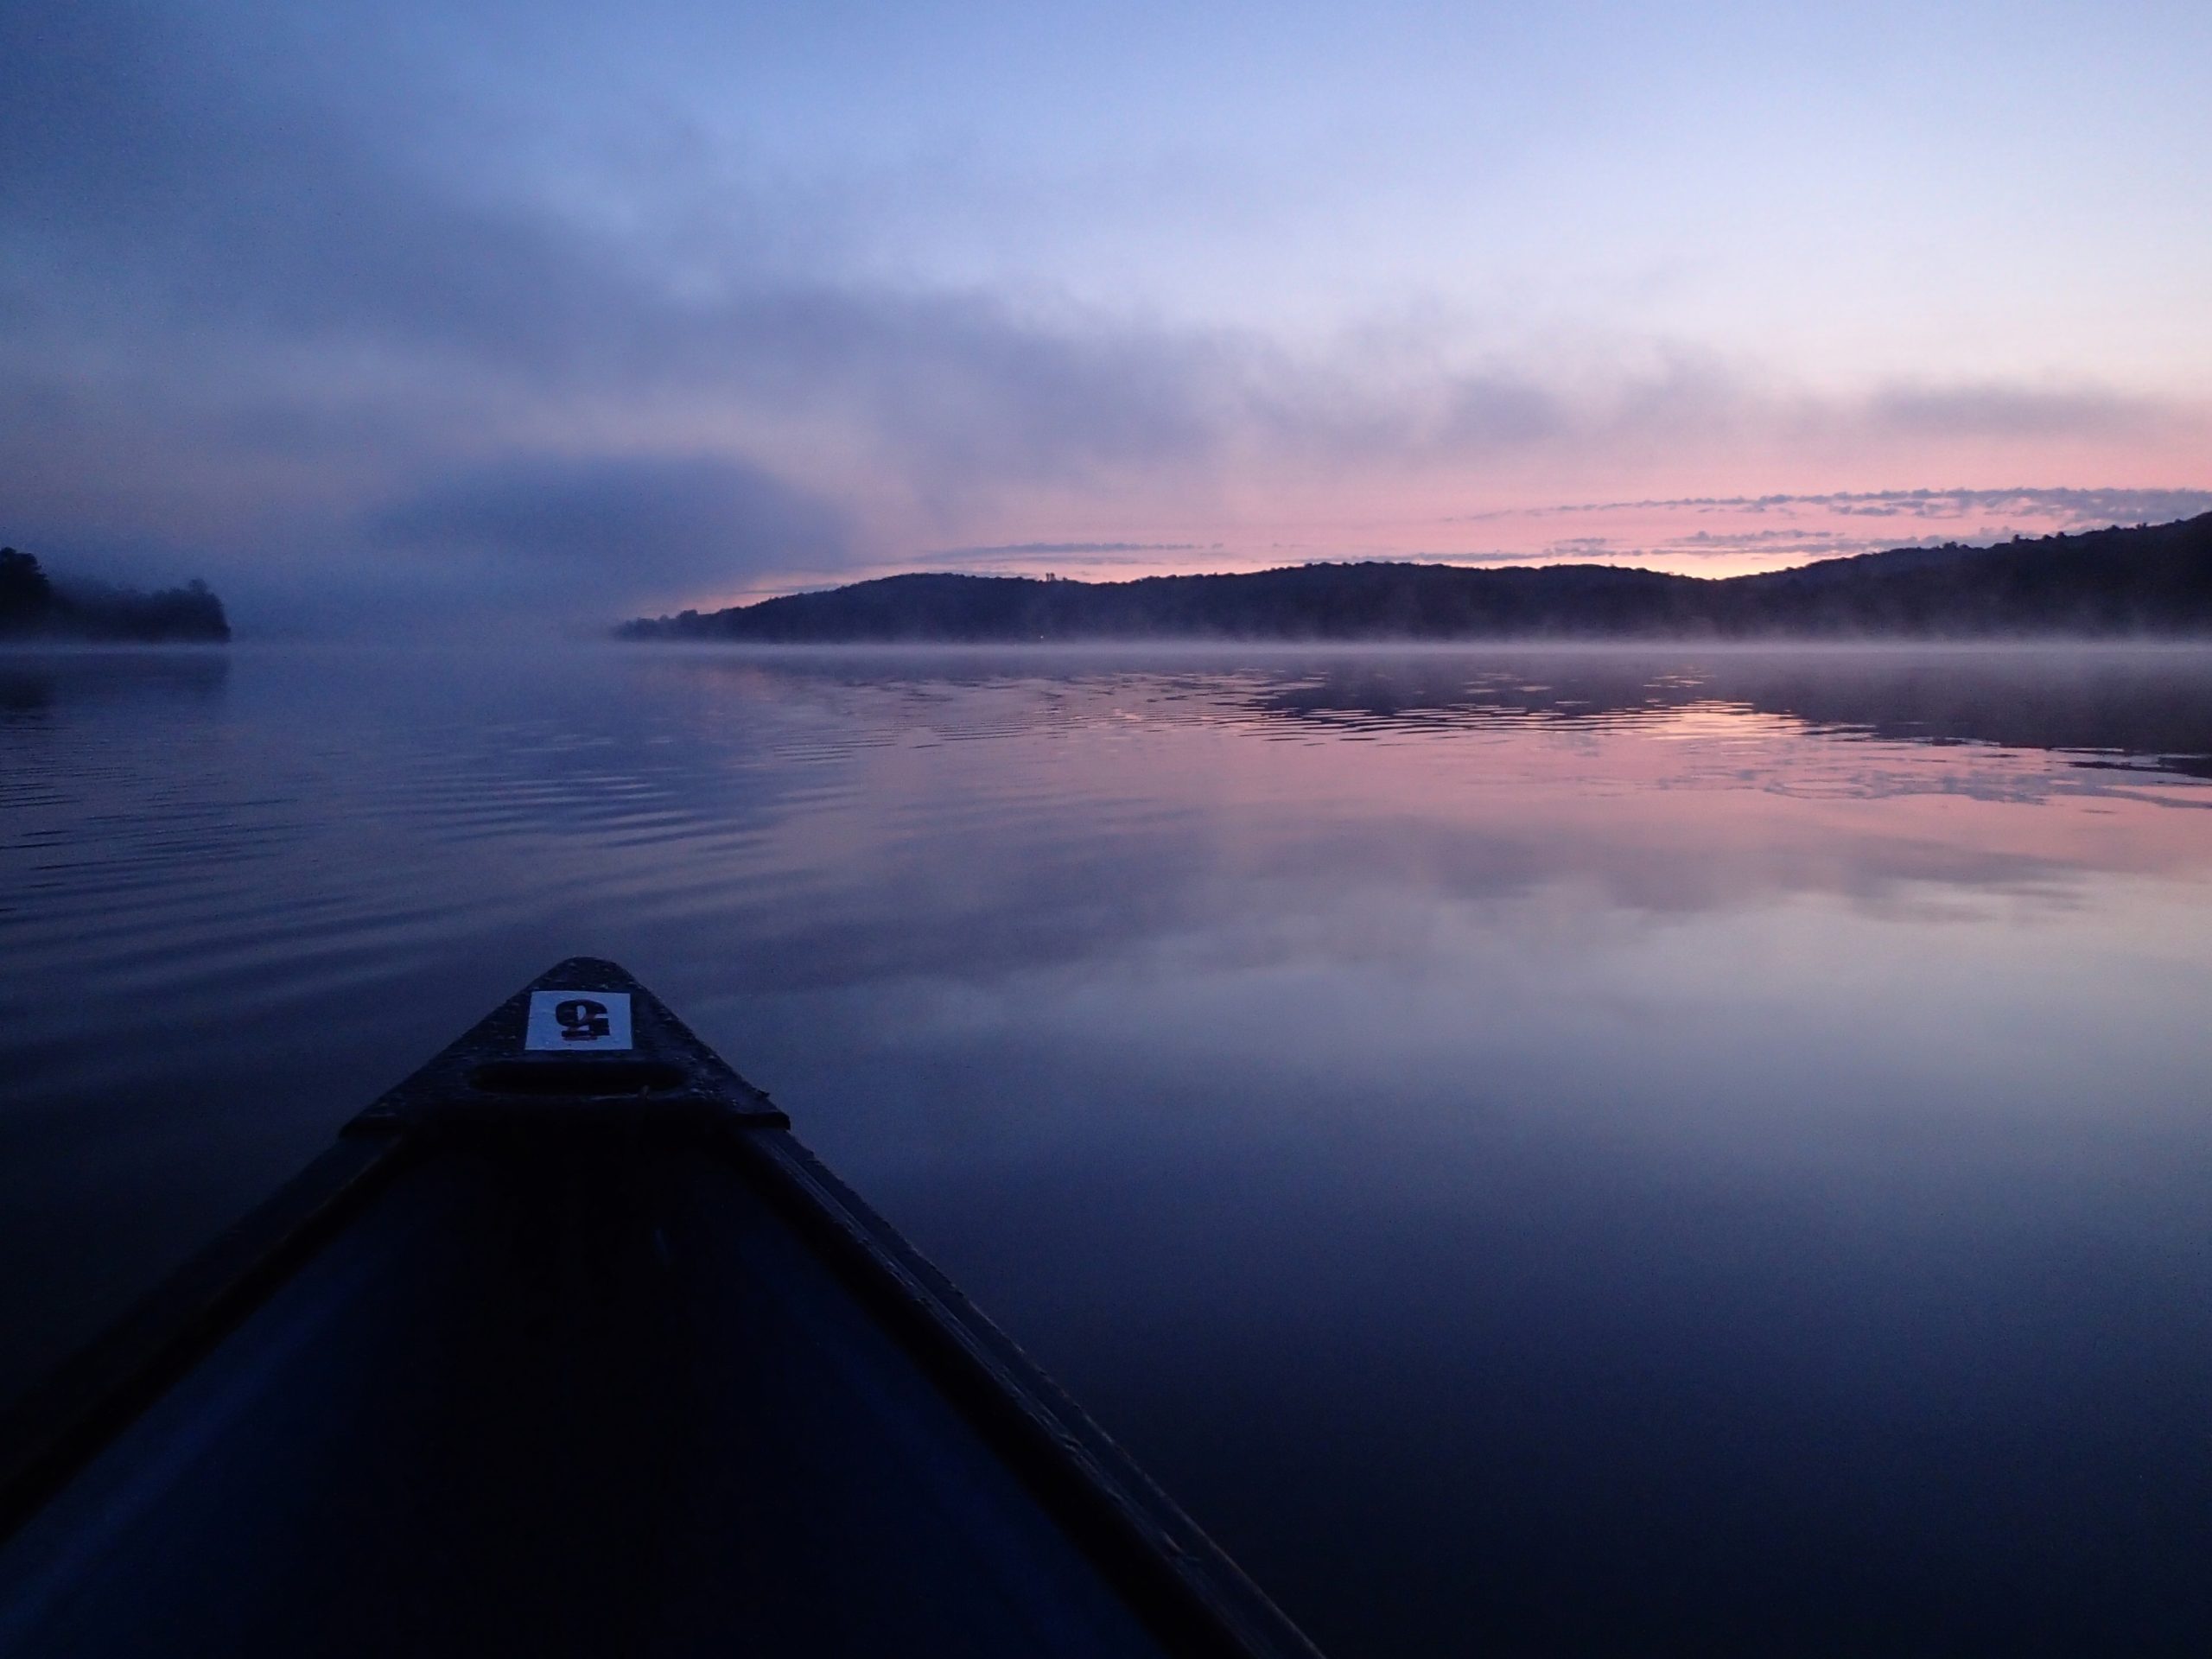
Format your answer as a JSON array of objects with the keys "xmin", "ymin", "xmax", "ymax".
[{"xmin": 525, "ymin": 990, "xmax": 633, "ymax": 1051}]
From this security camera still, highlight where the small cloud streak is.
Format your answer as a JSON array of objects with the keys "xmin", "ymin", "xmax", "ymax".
[
  {"xmin": 1466, "ymin": 487, "xmax": 2212, "ymax": 527},
  {"xmin": 929, "ymin": 541, "xmax": 1205, "ymax": 557}
]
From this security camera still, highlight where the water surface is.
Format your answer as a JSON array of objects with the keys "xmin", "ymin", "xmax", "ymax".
[{"xmin": 3, "ymin": 644, "xmax": 2210, "ymax": 1655}]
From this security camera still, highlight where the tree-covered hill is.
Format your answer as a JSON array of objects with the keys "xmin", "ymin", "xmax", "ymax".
[{"xmin": 620, "ymin": 513, "xmax": 2212, "ymax": 643}]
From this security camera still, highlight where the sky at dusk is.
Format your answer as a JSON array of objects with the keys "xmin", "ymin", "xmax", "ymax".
[{"xmin": 4, "ymin": 0, "xmax": 2209, "ymax": 631}]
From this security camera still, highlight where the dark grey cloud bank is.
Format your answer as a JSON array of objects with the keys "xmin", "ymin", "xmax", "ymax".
[
  {"xmin": 1, "ymin": 1, "xmax": 2196, "ymax": 632},
  {"xmin": 376, "ymin": 455, "xmax": 853, "ymax": 596},
  {"xmin": 0, "ymin": 0, "xmax": 1230, "ymax": 624}
]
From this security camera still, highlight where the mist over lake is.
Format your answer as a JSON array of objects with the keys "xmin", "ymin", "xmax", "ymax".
[{"xmin": 4, "ymin": 642, "xmax": 2211, "ymax": 1655}]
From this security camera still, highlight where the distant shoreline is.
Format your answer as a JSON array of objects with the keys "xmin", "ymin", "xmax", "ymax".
[
  {"xmin": 0, "ymin": 548, "xmax": 231, "ymax": 645},
  {"xmin": 621, "ymin": 514, "xmax": 2212, "ymax": 645}
]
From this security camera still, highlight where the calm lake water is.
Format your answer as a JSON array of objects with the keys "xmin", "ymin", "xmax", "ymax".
[{"xmin": 4, "ymin": 643, "xmax": 2211, "ymax": 1655}]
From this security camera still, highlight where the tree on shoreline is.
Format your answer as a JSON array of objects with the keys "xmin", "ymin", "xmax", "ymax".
[{"xmin": 0, "ymin": 547, "xmax": 231, "ymax": 642}]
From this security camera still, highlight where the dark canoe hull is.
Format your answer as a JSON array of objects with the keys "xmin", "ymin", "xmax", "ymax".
[{"xmin": 0, "ymin": 960, "xmax": 1323, "ymax": 1658}]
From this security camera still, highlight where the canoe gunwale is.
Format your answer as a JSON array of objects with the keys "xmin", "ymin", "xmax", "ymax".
[
  {"xmin": 0, "ymin": 959, "xmax": 1326, "ymax": 1659},
  {"xmin": 0, "ymin": 1128, "xmax": 416, "ymax": 1542},
  {"xmin": 726, "ymin": 1122, "xmax": 1326, "ymax": 1659}
]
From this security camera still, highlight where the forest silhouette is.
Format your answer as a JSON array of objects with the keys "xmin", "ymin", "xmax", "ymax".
[
  {"xmin": 0, "ymin": 549, "xmax": 230, "ymax": 643},
  {"xmin": 625, "ymin": 514, "xmax": 2212, "ymax": 643}
]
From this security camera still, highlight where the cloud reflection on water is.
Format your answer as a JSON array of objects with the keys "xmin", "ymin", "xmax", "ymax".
[{"xmin": 3, "ymin": 644, "xmax": 2210, "ymax": 1655}]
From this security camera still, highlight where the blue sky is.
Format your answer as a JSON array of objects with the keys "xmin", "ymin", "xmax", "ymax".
[{"xmin": 4, "ymin": 0, "xmax": 2207, "ymax": 628}]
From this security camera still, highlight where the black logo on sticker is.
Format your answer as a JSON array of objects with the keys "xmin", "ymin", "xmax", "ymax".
[{"xmin": 555, "ymin": 998, "xmax": 612, "ymax": 1042}]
